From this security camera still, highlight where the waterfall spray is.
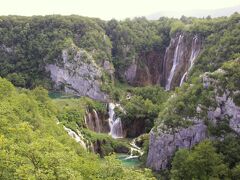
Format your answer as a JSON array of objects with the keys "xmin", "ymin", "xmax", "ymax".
[
  {"xmin": 63, "ymin": 126, "xmax": 87, "ymax": 149},
  {"xmin": 108, "ymin": 103, "xmax": 124, "ymax": 138}
]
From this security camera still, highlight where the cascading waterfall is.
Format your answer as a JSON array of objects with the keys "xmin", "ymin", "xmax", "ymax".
[
  {"xmin": 63, "ymin": 126, "xmax": 87, "ymax": 149},
  {"xmin": 108, "ymin": 103, "xmax": 124, "ymax": 138},
  {"xmin": 165, "ymin": 35, "xmax": 184, "ymax": 90},
  {"xmin": 93, "ymin": 109, "xmax": 101, "ymax": 133},
  {"xmin": 179, "ymin": 71, "xmax": 188, "ymax": 86},
  {"xmin": 85, "ymin": 109, "xmax": 101, "ymax": 132},
  {"xmin": 125, "ymin": 138, "xmax": 144, "ymax": 160},
  {"xmin": 179, "ymin": 35, "xmax": 200, "ymax": 86},
  {"xmin": 86, "ymin": 110, "xmax": 94, "ymax": 130}
]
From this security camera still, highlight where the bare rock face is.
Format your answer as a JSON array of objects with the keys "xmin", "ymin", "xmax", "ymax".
[
  {"xmin": 146, "ymin": 122, "xmax": 207, "ymax": 170},
  {"xmin": 203, "ymin": 71, "xmax": 240, "ymax": 134},
  {"xmin": 46, "ymin": 46, "xmax": 108, "ymax": 101},
  {"xmin": 207, "ymin": 92, "xmax": 240, "ymax": 134},
  {"xmin": 124, "ymin": 50, "xmax": 165, "ymax": 86}
]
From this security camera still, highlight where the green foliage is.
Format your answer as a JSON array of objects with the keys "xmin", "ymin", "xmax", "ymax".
[
  {"xmin": 106, "ymin": 17, "xmax": 170, "ymax": 80},
  {"xmin": 232, "ymin": 164, "xmax": 240, "ymax": 180},
  {"xmin": 83, "ymin": 129, "xmax": 129, "ymax": 156},
  {"xmin": 191, "ymin": 13, "xmax": 240, "ymax": 77},
  {"xmin": 0, "ymin": 15, "xmax": 112, "ymax": 88},
  {"xmin": 119, "ymin": 86, "xmax": 169, "ymax": 135},
  {"xmin": 156, "ymin": 79, "xmax": 216, "ymax": 130},
  {"xmin": 214, "ymin": 135, "xmax": 240, "ymax": 169},
  {"xmin": 139, "ymin": 134, "xmax": 150, "ymax": 164},
  {"xmin": 0, "ymin": 77, "xmax": 155, "ymax": 179},
  {"xmin": 171, "ymin": 140, "xmax": 229, "ymax": 180}
]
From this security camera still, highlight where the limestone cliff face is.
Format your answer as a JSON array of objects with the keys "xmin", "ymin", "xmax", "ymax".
[
  {"xmin": 163, "ymin": 33, "xmax": 201, "ymax": 90},
  {"xmin": 147, "ymin": 123, "xmax": 207, "ymax": 170},
  {"xmin": 46, "ymin": 45, "xmax": 109, "ymax": 101},
  {"xmin": 124, "ymin": 51, "xmax": 164, "ymax": 86},
  {"xmin": 124, "ymin": 33, "xmax": 201, "ymax": 89},
  {"xmin": 203, "ymin": 72, "xmax": 240, "ymax": 134},
  {"xmin": 146, "ymin": 70, "xmax": 240, "ymax": 171}
]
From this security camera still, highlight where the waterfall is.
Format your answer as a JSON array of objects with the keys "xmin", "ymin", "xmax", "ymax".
[
  {"xmin": 125, "ymin": 138, "xmax": 144, "ymax": 160},
  {"xmin": 84, "ymin": 115, "xmax": 88, "ymax": 128},
  {"xmin": 85, "ymin": 109, "xmax": 101, "ymax": 133},
  {"xmin": 93, "ymin": 109, "xmax": 101, "ymax": 133},
  {"xmin": 108, "ymin": 103, "xmax": 124, "ymax": 138},
  {"xmin": 63, "ymin": 126, "xmax": 87, "ymax": 149},
  {"xmin": 179, "ymin": 71, "xmax": 187, "ymax": 86},
  {"xmin": 179, "ymin": 35, "xmax": 200, "ymax": 86},
  {"xmin": 165, "ymin": 35, "xmax": 184, "ymax": 90},
  {"xmin": 86, "ymin": 111, "xmax": 95, "ymax": 131}
]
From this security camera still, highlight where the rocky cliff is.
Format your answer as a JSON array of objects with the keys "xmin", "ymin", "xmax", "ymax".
[
  {"xmin": 147, "ymin": 122, "xmax": 207, "ymax": 170},
  {"xmin": 124, "ymin": 51, "xmax": 164, "ymax": 86},
  {"xmin": 46, "ymin": 44, "xmax": 111, "ymax": 101},
  {"xmin": 146, "ymin": 65, "xmax": 240, "ymax": 171},
  {"xmin": 123, "ymin": 33, "xmax": 201, "ymax": 89},
  {"xmin": 163, "ymin": 33, "xmax": 201, "ymax": 90}
]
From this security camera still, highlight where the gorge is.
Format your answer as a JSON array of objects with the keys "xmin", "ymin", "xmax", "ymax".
[{"xmin": 0, "ymin": 13, "xmax": 240, "ymax": 179}]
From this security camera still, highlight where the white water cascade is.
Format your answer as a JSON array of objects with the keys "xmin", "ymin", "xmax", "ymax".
[
  {"xmin": 125, "ymin": 138, "xmax": 144, "ymax": 160},
  {"xmin": 108, "ymin": 103, "xmax": 124, "ymax": 139},
  {"xmin": 93, "ymin": 109, "xmax": 101, "ymax": 133},
  {"xmin": 63, "ymin": 126, "xmax": 87, "ymax": 149},
  {"xmin": 179, "ymin": 35, "xmax": 200, "ymax": 86},
  {"xmin": 165, "ymin": 35, "xmax": 184, "ymax": 90}
]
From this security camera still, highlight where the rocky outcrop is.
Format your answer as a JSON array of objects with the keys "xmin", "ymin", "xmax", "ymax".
[
  {"xmin": 204, "ymin": 76, "xmax": 240, "ymax": 134},
  {"xmin": 46, "ymin": 45, "xmax": 108, "ymax": 101},
  {"xmin": 146, "ymin": 122, "xmax": 207, "ymax": 170}
]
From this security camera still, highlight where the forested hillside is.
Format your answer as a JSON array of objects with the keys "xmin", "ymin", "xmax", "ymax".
[
  {"xmin": 0, "ymin": 78, "xmax": 155, "ymax": 179},
  {"xmin": 0, "ymin": 12, "xmax": 240, "ymax": 179},
  {"xmin": 0, "ymin": 13, "xmax": 239, "ymax": 91}
]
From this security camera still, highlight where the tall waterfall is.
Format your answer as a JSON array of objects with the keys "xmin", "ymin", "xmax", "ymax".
[
  {"xmin": 179, "ymin": 35, "xmax": 200, "ymax": 86},
  {"xmin": 108, "ymin": 103, "xmax": 124, "ymax": 139},
  {"xmin": 165, "ymin": 35, "xmax": 184, "ymax": 90},
  {"xmin": 63, "ymin": 126, "xmax": 87, "ymax": 149}
]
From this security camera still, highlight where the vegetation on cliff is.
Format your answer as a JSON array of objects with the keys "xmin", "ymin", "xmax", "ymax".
[{"xmin": 0, "ymin": 12, "xmax": 240, "ymax": 179}]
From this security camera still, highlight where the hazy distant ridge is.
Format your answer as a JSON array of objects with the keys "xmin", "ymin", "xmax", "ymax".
[{"xmin": 147, "ymin": 5, "xmax": 240, "ymax": 19}]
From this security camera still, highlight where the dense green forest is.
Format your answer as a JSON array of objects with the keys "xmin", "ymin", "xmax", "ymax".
[
  {"xmin": 0, "ymin": 13, "xmax": 239, "ymax": 88},
  {"xmin": 0, "ymin": 12, "xmax": 240, "ymax": 179},
  {"xmin": 0, "ymin": 78, "xmax": 155, "ymax": 179}
]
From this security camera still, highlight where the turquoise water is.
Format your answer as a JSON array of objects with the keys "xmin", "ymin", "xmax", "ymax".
[{"xmin": 117, "ymin": 154, "xmax": 141, "ymax": 167}]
